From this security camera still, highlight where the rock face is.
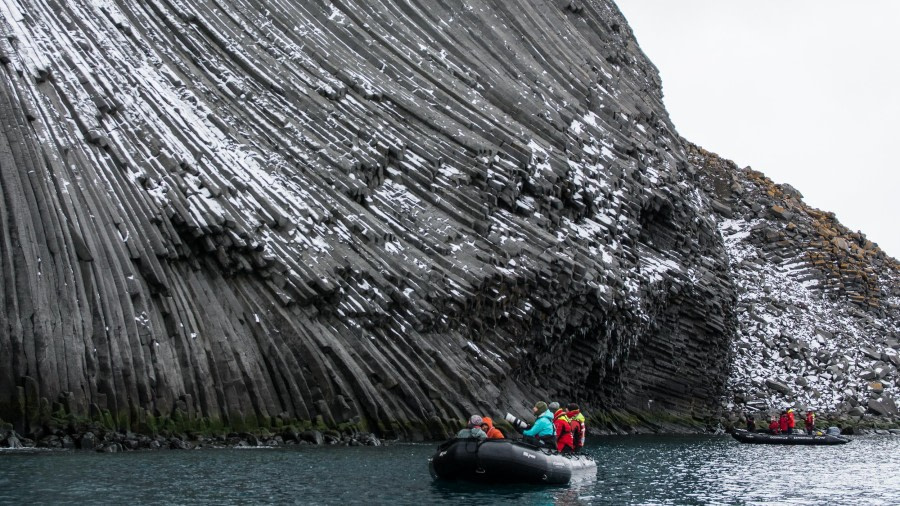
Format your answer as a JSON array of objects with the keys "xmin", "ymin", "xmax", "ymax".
[
  {"xmin": 690, "ymin": 145, "xmax": 900, "ymax": 421},
  {"xmin": 1, "ymin": 0, "xmax": 738, "ymax": 437}
]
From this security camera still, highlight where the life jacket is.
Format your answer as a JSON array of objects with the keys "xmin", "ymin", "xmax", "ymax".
[
  {"xmin": 787, "ymin": 410, "xmax": 795, "ymax": 428},
  {"xmin": 568, "ymin": 409, "xmax": 585, "ymax": 449},
  {"xmin": 805, "ymin": 412, "xmax": 815, "ymax": 428},
  {"xmin": 553, "ymin": 409, "xmax": 574, "ymax": 452}
]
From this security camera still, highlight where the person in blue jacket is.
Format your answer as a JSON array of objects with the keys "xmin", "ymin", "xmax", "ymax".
[{"xmin": 522, "ymin": 401, "xmax": 556, "ymax": 447}]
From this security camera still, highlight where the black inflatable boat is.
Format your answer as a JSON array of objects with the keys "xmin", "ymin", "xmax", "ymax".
[
  {"xmin": 429, "ymin": 438, "xmax": 596, "ymax": 485},
  {"xmin": 731, "ymin": 429, "xmax": 850, "ymax": 445}
]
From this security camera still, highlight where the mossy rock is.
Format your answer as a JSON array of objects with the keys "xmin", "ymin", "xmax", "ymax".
[{"xmin": 100, "ymin": 409, "xmax": 117, "ymax": 430}]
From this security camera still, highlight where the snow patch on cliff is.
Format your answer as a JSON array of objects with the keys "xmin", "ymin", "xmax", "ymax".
[{"xmin": 721, "ymin": 218, "xmax": 898, "ymax": 416}]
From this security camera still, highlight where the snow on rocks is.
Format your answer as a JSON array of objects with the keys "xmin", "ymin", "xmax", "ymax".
[{"xmin": 691, "ymin": 145, "xmax": 900, "ymax": 421}]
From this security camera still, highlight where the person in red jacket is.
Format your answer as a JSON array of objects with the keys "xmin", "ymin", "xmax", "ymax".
[
  {"xmin": 779, "ymin": 411, "xmax": 789, "ymax": 434},
  {"xmin": 786, "ymin": 408, "xmax": 796, "ymax": 434},
  {"xmin": 804, "ymin": 410, "xmax": 816, "ymax": 435},
  {"xmin": 768, "ymin": 416, "xmax": 780, "ymax": 434},
  {"xmin": 549, "ymin": 402, "xmax": 574, "ymax": 453}
]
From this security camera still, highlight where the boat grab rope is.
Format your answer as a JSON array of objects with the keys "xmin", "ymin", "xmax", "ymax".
[{"xmin": 464, "ymin": 439, "xmax": 481, "ymax": 454}]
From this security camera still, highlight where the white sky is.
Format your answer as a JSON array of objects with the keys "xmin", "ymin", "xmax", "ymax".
[{"xmin": 615, "ymin": 0, "xmax": 900, "ymax": 258}]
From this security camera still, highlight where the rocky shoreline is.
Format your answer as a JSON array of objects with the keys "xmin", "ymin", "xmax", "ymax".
[
  {"xmin": 719, "ymin": 414, "xmax": 900, "ymax": 437},
  {"xmin": 589, "ymin": 411, "xmax": 900, "ymax": 436},
  {"xmin": 0, "ymin": 425, "xmax": 381, "ymax": 452},
  {"xmin": 5, "ymin": 413, "xmax": 900, "ymax": 452}
]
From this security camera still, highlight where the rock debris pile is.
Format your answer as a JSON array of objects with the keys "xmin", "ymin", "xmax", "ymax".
[{"xmin": 691, "ymin": 145, "xmax": 899, "ymax": 423}]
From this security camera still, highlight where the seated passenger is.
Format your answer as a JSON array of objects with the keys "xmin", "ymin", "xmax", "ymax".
[
  {"xmin": 480, "ymin": 416, "xmax": 504, "ymax": 439},
  {"xmin": 768, "ymin": 416, "xmax": 780, "ymax": 434},
  {"xmin": 567, "ymin": 403, "xmax": 585, "ymax": 452},
  {"xmin": 779, "ymin": 410, "xmax": 790, "ymax": 435},
  {"xmin": 522, "ymin": 401, "xmax": 556, "ymax": 447},
  {"xmin": 550, "ymin": 402, "xmax": 574, "ymax": 453},
  {"xmin": 805, "ymin": 409, "xmax": 816, "ymax": 435},
  {"xmin": 456, "ymin": 415, "xmax": 487, "ymax": 440}
]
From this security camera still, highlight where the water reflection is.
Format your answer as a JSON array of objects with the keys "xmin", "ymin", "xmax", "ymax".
[
  {"xmin": 593, "ymin": 435, "xmax": 900, "ymax": 505},
  {"xmin": 429, "ymin": 472, "xmax": 597, "ymax": 505},
  {"xmin": 1, "ymin": 435, "xmax": 898, "ymax": 505}
]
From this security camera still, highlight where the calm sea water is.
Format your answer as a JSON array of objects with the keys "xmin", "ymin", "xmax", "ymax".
[{"xmin": 2, "ymin": 435, "xmax": 898, "ymax": 505}]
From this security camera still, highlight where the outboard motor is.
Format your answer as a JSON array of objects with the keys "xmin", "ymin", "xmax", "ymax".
[{"xmin": 825, "ymin": 427, "xmax": 841, "ymax": 436}]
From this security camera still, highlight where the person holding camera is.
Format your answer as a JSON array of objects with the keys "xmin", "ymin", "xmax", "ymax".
[{"xmin": 509, "ymin": 401, "xmax": 556, "ymax": 448}]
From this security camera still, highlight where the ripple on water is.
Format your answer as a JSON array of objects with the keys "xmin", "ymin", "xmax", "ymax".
[{"xmin": 1, "ymin": 436, "xmax": 898, "ymax": 505}]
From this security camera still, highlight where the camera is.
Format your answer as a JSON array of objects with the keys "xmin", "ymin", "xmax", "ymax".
[{"xmin": 505, "ymin": 413, "xmax": 528, "ymax": 430}]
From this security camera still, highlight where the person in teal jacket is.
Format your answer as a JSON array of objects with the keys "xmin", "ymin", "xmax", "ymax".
[{"xmin": 522, "ymin": 401, "xmax": 556, "ymax": 448}]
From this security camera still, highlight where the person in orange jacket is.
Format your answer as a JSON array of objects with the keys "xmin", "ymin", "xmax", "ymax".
[
  {"xmin": 549, "ymin": 402, "xmax": 574, "ymax": 453},
  {"xmin": 804, "ymin": 409, "xmax": 816, "ymax": 435},
  {"xmin": 480, "ymin": 416, "xmax": 504, "ymax": 439},
  {"xmin": 779, "ymin": 411, "xmax": 789, "ymax": 434},
  {"xmin": 786, "ymin": 408, "xmax": 796, "ymax": 434}
]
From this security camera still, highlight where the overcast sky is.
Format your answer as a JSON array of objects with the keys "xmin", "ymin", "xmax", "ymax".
[{"xmin": 615, "ymin": 0, "xmax": 900, "ymax": 258}]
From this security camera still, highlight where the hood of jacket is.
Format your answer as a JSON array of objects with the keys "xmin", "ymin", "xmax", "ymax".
[
  {"xmin": 482, "ymin": 416, "xmax": 495, "ymax": 431},
  {"xmin": 553, "ymin": 408, "xmax": 569, "ymax": 421}
]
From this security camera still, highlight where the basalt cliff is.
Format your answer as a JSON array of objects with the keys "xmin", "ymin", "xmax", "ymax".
[{"xmin": 0, "ymin": 0, "xmax": 895, "ymax": 443}]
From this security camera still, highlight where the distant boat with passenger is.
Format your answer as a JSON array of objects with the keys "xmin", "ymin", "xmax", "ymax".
[{"xmin": 731, "ymin": 428, "xmax": 850, "ymax": 446}]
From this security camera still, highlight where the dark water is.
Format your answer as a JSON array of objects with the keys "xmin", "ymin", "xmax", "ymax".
[{"xmin": 2, "ymin": 435, "xmax": 899, "ymax": 505}]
